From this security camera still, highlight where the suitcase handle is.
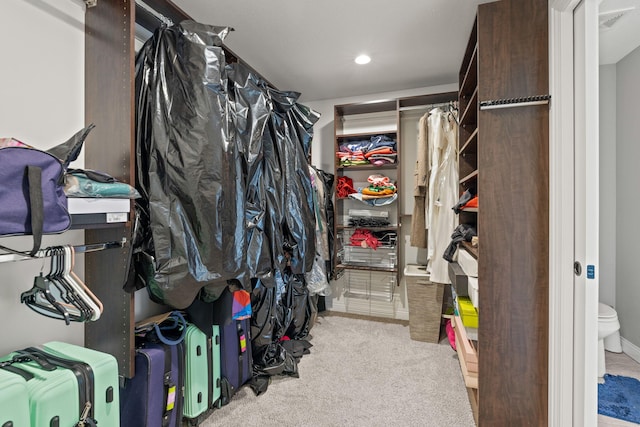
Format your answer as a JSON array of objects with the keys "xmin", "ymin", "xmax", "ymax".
[
  {"xmin": 0, "ymin": 364, "xmax": 35, "ymax": 381},
  {"xmin": 12, "ymin": 350, "xmax": 56, "ymax": 371}
]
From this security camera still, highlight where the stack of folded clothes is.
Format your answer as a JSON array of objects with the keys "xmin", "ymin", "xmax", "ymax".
[
  {"xmin": 336, "ymin": 135, "xmax": 397, "ymax": 167},
  {"xmin": 348, "ymin": 174, "xmax": 398, "ymax": 206}
]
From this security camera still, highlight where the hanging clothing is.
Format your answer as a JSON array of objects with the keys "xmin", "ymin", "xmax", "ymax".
[
  {"xmin": 410, "ymin": 113, "xmax": 429, "ymax": 248},
  {"xmin": 426, "ymin": 108, "xmax": 459, "ymax": 284}
]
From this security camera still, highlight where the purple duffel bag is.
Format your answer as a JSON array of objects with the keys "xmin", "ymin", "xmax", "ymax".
[{"xmin": 0, "ymin": 124, "xmax": 94, "ymax": 256}]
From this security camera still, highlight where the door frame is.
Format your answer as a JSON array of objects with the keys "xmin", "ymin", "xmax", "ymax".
[{"xmin": 549, "ymin": 0, "xmax": 599, "ymax": 425}]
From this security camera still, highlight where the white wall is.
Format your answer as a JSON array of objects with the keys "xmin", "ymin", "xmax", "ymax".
[
  {"xmin": 616, "ymin": 45, "xmax": 640, "ymax": 347},
  {"xmin": 0, "ymin": 0, "xmax": 86, "ymax": 353},
  {"xmin": 598, "ymin": 64, "xmax": 616, "ymax": 307}
]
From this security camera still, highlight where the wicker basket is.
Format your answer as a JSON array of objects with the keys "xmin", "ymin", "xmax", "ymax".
[{"xmin": 405, "ymin": 265, "xmax": 445, "ymax": 343}]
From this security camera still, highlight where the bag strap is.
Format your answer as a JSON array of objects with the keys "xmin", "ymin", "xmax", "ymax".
[
  {"xmin": 153, "ymin": 311, "xmax": 187, "ymax": 346},
  {"xmin": 0, "ymin": 166, "xmax": 45, "ymax": 257},
  {"xmin": 26, "ymin": 165, "xmax": 44, "ymax": 256}
]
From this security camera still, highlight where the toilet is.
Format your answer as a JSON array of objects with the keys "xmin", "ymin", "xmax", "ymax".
[{"xmin": 598, "ymin": 302, "xmax": 622, "ymax": 378}]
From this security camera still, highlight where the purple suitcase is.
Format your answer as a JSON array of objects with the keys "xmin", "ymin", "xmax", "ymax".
[
  {"xmin": 219, "ymin": 317, "xmax": 253, "ymax": 406},
  {"xmin": 120, "ymin": 341, "xmax": 184, "ymax": 427}
]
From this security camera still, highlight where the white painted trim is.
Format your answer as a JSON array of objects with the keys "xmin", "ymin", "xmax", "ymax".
[
  {"xmin": 583, "ymin": 1, "xmax": 601, "ymax": 424},
  {"xmin": 548, "ymin": 5, "xmax": 578, "ymax": 426},
  {"xmin": 621, "ymin": 337, "xmax": 640, "ymax": 364},
  {"xmin": 551, "ymin": 0, "xmax": 584, "ymax": 12}
]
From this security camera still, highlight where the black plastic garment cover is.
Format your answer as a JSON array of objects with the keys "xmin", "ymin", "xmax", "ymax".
[
  {"xmin": 285, "ymin": 273, "xmax": 317, "ymax": 340},
  {"xmin": 134, "ymin": 20, "xmax": 320, "ymax": 310},
  {"xmin": 135, "ymin": 21, "xmax": 246, "ymax": 308},
  {"xmin": 250, "ymin": 278, "xmax": 299, "ymax": 378},
  {"xmin": 266, "ymin": 89, "xmax": 319, "ymax": 275},
  {"xmin": 226, "ymin": 64, "xmax": 273, "ymax": 282}
]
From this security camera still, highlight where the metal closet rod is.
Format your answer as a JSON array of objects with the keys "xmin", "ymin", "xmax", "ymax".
[
  {"xmin": 398, "ymin": 101, "xmax": 458, "ymax": 112},
  {"xmin": 0, "ymin": 238, "xmax": 127, "ymax": 264},
  {"xmin": 134, "ymin": 0, "xmax": 277, "ymax": 89}
]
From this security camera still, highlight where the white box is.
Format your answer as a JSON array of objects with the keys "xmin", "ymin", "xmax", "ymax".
[
  {"xmin": 457, "ymin": 248, "xmax": 478, "ymax": 277},
  {"xmin": 68, "ymin": 198, "xmax": 131, "ymax": 214},
  {"xmin": 468, "ymin": 276, "xmax": 479, "ymax": 309}
]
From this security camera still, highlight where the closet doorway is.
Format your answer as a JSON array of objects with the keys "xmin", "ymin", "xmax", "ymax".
[
  {"xmin": 597, "ymin": 0, "xmax": 640, "ymax": 426},
  {"xmin": 549, "ymin": 0, "xmax": 599, "ymax": 425},
  {"xmin": 552, "ymin": 0, "xmax": 640, "ymax": 425}
]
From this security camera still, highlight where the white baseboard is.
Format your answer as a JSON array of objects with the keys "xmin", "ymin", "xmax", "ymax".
[{"xmin": 621, "ymin": 336, "xmax": 640, "ymax": 364}]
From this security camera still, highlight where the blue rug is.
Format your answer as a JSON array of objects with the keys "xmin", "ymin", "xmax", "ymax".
[{"xmin": 599, "ymin": 374, "xmax": 640, "ymax": 424}]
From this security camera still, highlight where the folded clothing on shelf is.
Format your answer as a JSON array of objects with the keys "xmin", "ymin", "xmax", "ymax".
[{"xmin": 337, "ymin": 135, "xmax": 397, "ymax": 166}]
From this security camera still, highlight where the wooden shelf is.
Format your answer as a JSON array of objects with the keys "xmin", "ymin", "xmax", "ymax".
[
  {"xmin": 460, "ymin": 128, "xmax": 478, "ymax": 155},
  {"xmin": 335, "ymin": 99, "xmax": 397, "ymax": 116},
  {"xmin": 337, "ymin": 163, "xmax": 397, "ymax": 171},
  {"xmin": 459, "ymin": 16, "xmax": 478, "ymax": 81},
  {"xmin": 460, "ymin": 170, "xmax": 478, "ymax": 185},
  {"xmin": 459, "ymin": 44, "xmax": 478, "ymax": 98},
  {"xmin": 460, "ymin": 86, "xmax": 478, "ymax": 125},
  {"xmin": 460, "ymin": 207, "xmax": 478, "ymax": 213},
  {"xmin": 460, "ymin": 241, "xmax": 478, "ymax": 259},
  {"xmin": 454, "ymin": 316, "xmax": 479, "ymax": 389},
  {"xmin": 336, "ymin": 130, "xmax": 397, "ymax": 140}
]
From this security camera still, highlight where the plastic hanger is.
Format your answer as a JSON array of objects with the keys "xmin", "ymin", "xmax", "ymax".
[
  {"xmin": 20, "ymin": 245, "xmax": 104, "ymax": 324},
  {"xmin": 63, "ymin": 245, "xmax": 103, "ymax": 320}
]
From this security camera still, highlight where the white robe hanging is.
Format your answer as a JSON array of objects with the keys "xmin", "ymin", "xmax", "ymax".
[{"xmin": 426, "ymin": 108, "xmax": 459, "ymax": 284}]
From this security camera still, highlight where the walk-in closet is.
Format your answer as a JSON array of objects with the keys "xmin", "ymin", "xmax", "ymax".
[{"xmin": 2, "ymin": 0, "xmax": 639, "ymax": 426}]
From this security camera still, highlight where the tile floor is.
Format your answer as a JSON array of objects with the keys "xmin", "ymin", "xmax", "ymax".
[{"xmin": 598, "ymin": 351, "xmax": 640, "ymax": 426}]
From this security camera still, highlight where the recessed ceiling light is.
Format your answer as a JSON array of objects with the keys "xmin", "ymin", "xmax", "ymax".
[{"xmin": 355, "ymin": 54, "xmax": 371, "ymax": 65}]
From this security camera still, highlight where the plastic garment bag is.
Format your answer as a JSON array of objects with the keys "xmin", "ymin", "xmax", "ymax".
[
  {"xmin": 135, "ymin": 22, "xmax": 245, "ymax": 308},
  {"xmin": 134, "ymin": 19, "xmax": 321, "ymax": 329},
  {"xmin": 426, "ymin": 109, "xmax": 459, "ymax": 284},
  {"xmin": 227, "ymin": 64, "xmax": 273, "ymax": 282},
  {"xmin": 266, "ymin": 89, "xmax": 319, "ymax": 275},
  {"xmin": 284, "ymin": 273, "xmax": 317, "ymax": 340},
  {"xmin": 250, "ymin": 278, "xmax": 298, "ymax": 378}
]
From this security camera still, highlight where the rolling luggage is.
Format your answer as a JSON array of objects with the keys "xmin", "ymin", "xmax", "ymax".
[
  {"xmin": 120, "ymin": 341, "xmax": 185, "ymax": 427},
  {"xmin": 120, "ymin": 310, "xmax": 186, "ymax": 427},
  {"xmin": 0, "ymin": 347, "xmax": 93, "ymax": 427},
  {"xmin": 183, "ymin": 323, "xmax": 222, "ymax": 422},
  {"xmin": 0, "ymin": 368, "xmax": 30, "ymax": 427},
  {"xmin": 219, "ymin": 317, "xmax": 253, "ymax": 406},
  {"xmin": 41, "ymin": 341, "xmax": 120, "ymax": 426}
]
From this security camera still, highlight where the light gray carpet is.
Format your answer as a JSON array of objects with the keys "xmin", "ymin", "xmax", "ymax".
[{"xmin": 199, "ymin": 313, "xmax": 475, "ymax": 427}]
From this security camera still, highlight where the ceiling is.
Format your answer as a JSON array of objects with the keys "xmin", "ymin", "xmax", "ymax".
[
  {"xmin": 170, "ymin": 0, "xmax": 493, "ymax": 102},
  {"xmin": 599, "ymin": 0, "xmax": 640, "ymax": 64}
]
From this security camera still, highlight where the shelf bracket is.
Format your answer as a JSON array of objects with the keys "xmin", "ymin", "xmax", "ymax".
[{"xmin": 84, "ymin": 0, "xmax": 97, "ymax": 8}]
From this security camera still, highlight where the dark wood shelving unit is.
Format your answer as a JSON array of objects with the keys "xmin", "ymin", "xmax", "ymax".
[{"xmin": 455, "ymin": 1, "xmax": 550, "ymax": 425}]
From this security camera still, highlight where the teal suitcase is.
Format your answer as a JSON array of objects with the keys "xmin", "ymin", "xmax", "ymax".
[
  {"xmin": 210, "ymin": 324, "xmax": 221, "ymax": 407},
  {"xmin": 0, "ymin": 369, "xmax": 31, "ymax": 427},
  {"xmin": 183, "ymin": 324, "xmax": 221, "ymax": 421},
  {"xmin": 0, "ymin": 350, "xmax": 81, "ymax": 427},
  {"xmin": 42, "ymin": 341, "xmax": 120, "ymax": 426}
]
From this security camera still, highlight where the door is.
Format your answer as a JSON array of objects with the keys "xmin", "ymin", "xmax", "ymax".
[
  {"xmin": 573, "ymin": 0, "xmax": 600, "ymax": 425},
  {"xmin": 549, "ymin": 0, "xmax": 599, "ymax": 425}
]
